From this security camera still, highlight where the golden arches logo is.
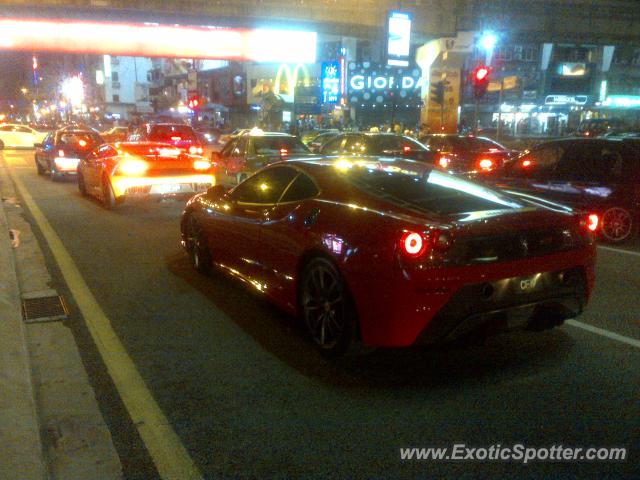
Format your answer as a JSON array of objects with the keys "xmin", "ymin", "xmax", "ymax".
[{"xmin": 274, "ymin": 63, "xmax": 310, "ymax": 98}]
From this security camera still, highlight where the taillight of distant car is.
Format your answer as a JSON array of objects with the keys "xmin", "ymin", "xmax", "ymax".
[
  {"xmin": 118, "ymin": 159, "xmax": 148, "ymax": 176},
  {"xmin": 189, "ymin": 145, "xmax": 204, "ymax": 155},
  {"xmin": 193, "ymin": 160, "xmax": 211, "ymax": 171},
  {"xmin": 478, "ymin": 158, "xmax": 494, "ymax": 171},
  {"xmin": 437, "ymin": 154, "xmax": 450, "ymax": 169},
  {"xmin": 586, "ymin": 213, "xmax": 600, "ymax": 232},
  {"xmin": 522, "ymin": 159, "xmax": 532, "ymax": 168},
  {"xmin": 280, "ymin": 148, "xmax": 289, "ymax": 156}
]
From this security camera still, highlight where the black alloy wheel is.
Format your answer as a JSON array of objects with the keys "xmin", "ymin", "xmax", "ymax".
[
  {"xmin": 49, "ymin": 165, "xmax": 61, "ymax": 182},
  {"xmin": 601, "ymin": 207, "xmax": 635, "ymax": 244},
  {"xmin": 186, "ymin": 216, "xmax": 211, "ymax": 274},
  {"xmin": 101, "ymin": 175, "xmax": 117, "ymax": 209},
  {"xmin": 77, "ymin": 168, "xmax": 88, "ymax": 196},
  {"xmin": 300, "ymin": 257, "xmax": 357, "ymax": 357},
  {"xmin": 35, "ymin": 158, "xmax": 45, "ymax": 175}
]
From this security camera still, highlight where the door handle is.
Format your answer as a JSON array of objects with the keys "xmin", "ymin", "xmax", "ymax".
[{"xmin": 303, "ymin": 208, "xmax": 320, "ymax": 228}]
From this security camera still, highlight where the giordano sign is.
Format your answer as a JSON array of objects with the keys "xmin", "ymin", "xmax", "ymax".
[{"xmin": 349, "ymin": 74, "xmax": 425, "ymax": 91}]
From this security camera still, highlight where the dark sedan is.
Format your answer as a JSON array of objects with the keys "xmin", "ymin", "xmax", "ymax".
[
  {"xmin": 492, "ymin": 137, "xmax": 640, "ymax": 243},
  {"xmin": 319, "ymin": 132, "xmax": 436, "ymax": 164},
  {"xmin": 181, "ymin": 157, "xmax": 597, "ymax": 356},
  {"xmin": 35, "ymin": 129, "xmax": 104, "ymax": 181},
  {"xmin": 420, "ymin": 134, "xmax": 515, "ymax": 174}
]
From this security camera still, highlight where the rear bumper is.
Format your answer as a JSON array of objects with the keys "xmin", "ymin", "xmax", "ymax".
[
  {"xmin": 111, "ymin": 174, "xmax": 214, "ymax": 198},
  {"xmin": 414, "ymin": 267, "xmax": 586, "ymax": 344},
  {"xmin": 355, "ymin": 246, "xmax": 596, "ymax": 347}
]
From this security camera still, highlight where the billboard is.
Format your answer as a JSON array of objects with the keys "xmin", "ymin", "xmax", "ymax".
[
  {"xmin": 321, "ymin": 61, "xmax": 341, "ymax": 104},
  {"xmin": 0, "ymin": 17, "xmax": 317, "ymax": 63},
  {"xmin": 386, "ymin": 11, "xmax": 412, "ymax": 67}
]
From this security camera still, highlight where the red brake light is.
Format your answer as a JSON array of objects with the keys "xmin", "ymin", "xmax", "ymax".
[
  {"xmin": 437, "ymin": 155, "xmax": 450, "ymax": 169},
  {"xmin": 171, "ymin": 136, "xmax": 181, "ymax": 141},
  {"xmin": 57, "ymin": 149, "xmax": 65, "ymax": 157},
  {"xmin": 522, "ymin": 159, "xmax": 532, "ymax": 168},
  {"xmin": 280, "ymin": 148, "xmax": 289, "ymax": 156},
  {"xmin": 403, "ymin": 145, "xmax": 411, "ymax": 153},
  {"xmin": 587, "ymin": 213, "xmax": 599, "ymax": 232},
  {"xmin": 478, "ymin": 158, "xmax": 494, "ymax": 170},
  {"xmin": 400, "ymin": 231, "xmax": 427, "ymax": 257}
]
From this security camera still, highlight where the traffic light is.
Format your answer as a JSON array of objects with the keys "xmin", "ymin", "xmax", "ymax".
[
  {"xmin": 188, "ymin": 96, "xmax": 200, "ymax": 110},
  {"xmin": 472, "ymin": 65, "xmax": 491, "ymax": 99},
  {"xmin": 430, "ymin": 81, "xmax": 445, "ymax": 106}
]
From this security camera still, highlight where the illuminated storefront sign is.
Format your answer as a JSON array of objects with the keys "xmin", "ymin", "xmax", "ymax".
[
  {"xmin": 274, "ymin": 63, "xmax": 310, "ymax": 103},
  {"xmin": 0, "ymin": 17, "xmax": 317, "ymax": 63},
  {"xmin": 545, "ymin": 95, "xmax": 588, "ymax": 105},
  {"xmin": 349, "ymin": 74, "xmax": 424, "ymax": 91},
  {"xmin": 387, "ymin": 11, "xmax": 412, "ymax": 67},
  {"xmin": 602, "ymin": 95, "xmax": 640, "ymax": 108},
  {"xmin": 321, "ymin": 61, "xmax": 340, "ymax": 104}
]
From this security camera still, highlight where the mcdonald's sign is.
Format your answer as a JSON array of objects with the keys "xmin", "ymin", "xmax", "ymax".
[{"xmin": 274, "ymin": 63, "xmax": 311, "ymax": 103}]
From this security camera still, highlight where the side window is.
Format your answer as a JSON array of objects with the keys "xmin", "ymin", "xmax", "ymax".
[
  {"xmin": 510, "ymin": 145, "xmax": 563, "ymax": 178},
  {"xmin": 220, "ymin": 139, "xmax": 237, "ymax": 158},
  {"xmin": 344, "ymin": 135, "xmax": 367, "ymax": 154},
  {"xmin": 235, "ymin": 137, "xmax": 248, "ymax": 156},
  {"xmin": 553, "ymin": 143, "xmax": 610, "ymax": 181},
  {"xmin": 229, "ymin": 167, "xmax": 298, "ymax": 204},
  {"xmin": 321, "ymin": 136, "xmax": 345, "ymax": 154},
  {"xmin": 427, "ymin": 137, "xmax": 447, "ymax": 151},
  {"xmin": 280, "ymin": 172, "xmax": 320, "ymax": 203},
  {"xmin": 98, "ymin": 145, "xmax": 118, "ymax": 158},
  {"xmin": 16, "ymin": 126, "xmax": 32, "ymax": 133},
  {"xmin": 376, "ymin": 136, "xmax": 402, "ymax": 154}
]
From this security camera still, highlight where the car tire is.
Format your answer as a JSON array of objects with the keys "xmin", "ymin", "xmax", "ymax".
[
  {"xmin": 35, "ymin": 158, "xmax": 45, "ymax": 176},
  {"xmin": 77, "ymin": 168, "xmax": 88, "ymax": 196},
  {"xmin": 601, "ymin": 206, "xmax": 635, "ymax": 244},
  {"xmin": 50, "ymin": 165, "xmax": 61, "ymax": 182},
  {"xmin": 299, "ymin": 257, "xmax": 358, "ymax": 357},
  {"xmin": 186, "ymin": 215, "xmax": 211, "ymax": 274},
  {"xmin": 101, "ymin": 176, "xmax": 117, "ymax": 210}
]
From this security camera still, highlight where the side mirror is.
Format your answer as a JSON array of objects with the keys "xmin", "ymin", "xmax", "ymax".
[{"xmin": 207, "ymin": 184, "xmax": 230, "ymax": 198}]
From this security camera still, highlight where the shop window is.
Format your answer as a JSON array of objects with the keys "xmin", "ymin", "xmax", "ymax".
[{"xmin": 513, "ymin": 46, "xmax": 523, "ymax": 61}]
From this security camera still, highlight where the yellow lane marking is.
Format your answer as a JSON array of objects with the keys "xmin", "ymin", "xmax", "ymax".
[{"xmin": 7, "ymin": 165, "xmax": 203, "ymax": 480}]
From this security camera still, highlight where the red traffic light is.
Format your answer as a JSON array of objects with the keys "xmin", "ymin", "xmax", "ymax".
[
  {"xmin": 474, "ymin": 66, "xmax": 490, "ymax": 82},
  {"xmin": 188, "ymin": 97, "xmax": 200, "ymax": 109}
]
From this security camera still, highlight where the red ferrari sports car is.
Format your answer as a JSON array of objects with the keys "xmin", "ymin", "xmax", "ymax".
[{"xmin": 180, "ymin": 157, "xmax": 597, "ymax": 356}]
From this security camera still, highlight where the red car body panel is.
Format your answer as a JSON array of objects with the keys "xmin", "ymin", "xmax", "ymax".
[{"xmin": 181, "ymin": 157, "xmax": 596, "ymax": 348}]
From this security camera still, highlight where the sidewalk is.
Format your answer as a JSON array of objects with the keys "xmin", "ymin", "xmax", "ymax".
[
  {"xmin": 0, "ymin": 154, "xmax": 123, "ymax": 479},
  {"xmin": 0, "ymin": 162, "xmax": 47, "ymax": 478}
]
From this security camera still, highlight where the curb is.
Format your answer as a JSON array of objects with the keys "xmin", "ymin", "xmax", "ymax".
[{"xmin": 0, "ymin": 158, "xmax": 48, "ymax": 479}]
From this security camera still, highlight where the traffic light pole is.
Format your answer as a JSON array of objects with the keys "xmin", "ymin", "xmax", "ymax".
[
  {"xmin": 473, "ymin": 99, "xmax": 479, "ymax": 135},
  {"xmin": 496, "ymin": 78, "xmax": 504, "ymax": 141}
]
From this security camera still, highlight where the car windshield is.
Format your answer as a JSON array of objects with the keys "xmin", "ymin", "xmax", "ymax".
[
  {"xmin": 253, "ymin": 136, "xmax": 310, "ymax": 154},
  {"xmin": 344, "ymin": 165, "xmax": 522, "ymax": 215}
]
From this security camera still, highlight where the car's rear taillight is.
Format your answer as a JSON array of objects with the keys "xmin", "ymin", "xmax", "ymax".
[
  {"xmin": 193, "ymin": 160, "xmax": 211, "ymax": 171},
  {"xmin": 403, "ymin": 145, "xmax": 411, "ymax": 153},
  {"xmin": 437, "ymin": 154, "xmax": 450, "ymax": 169},
  {"xmin": 478, "ymin": 158, "xmax": 494, "ymax": 170},
  {"xmin": 400, "ymin": 231, "xmax": 426, "ymax": 257},
  {"xmin": 189, "ymin": 145, "xmax": 204, "ymax": 155},
  {"xmin": 398, "ymin": 229, "xmax": 451, "ymax": 259},
  {"xmin": 585, "ymin": 213, "xmax": 600, "ymax": 232},
  {"xmin": 58, "ymin": 149, "xmax": 65, "ymax": 157},
  {"xmin": 521, "ymin": 159, "xmax": 532, "ymax": 168},
  {"xmin": 280, "ymin": 148, "xmax": 289, "ymax": 156}
]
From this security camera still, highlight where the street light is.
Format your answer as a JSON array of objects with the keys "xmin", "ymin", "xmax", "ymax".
[{"xmin": 479, "ymin": 32, "xmax": 498, "ymax": 52}]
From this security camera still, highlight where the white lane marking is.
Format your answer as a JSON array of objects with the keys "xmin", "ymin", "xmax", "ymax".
[
  {"xmin": 566, "ymin": 319, "xmax": 640, "ymax": 349},
  {"xmin": 597, "ymin": 245, "xmax": 640, "ymax": 257}
]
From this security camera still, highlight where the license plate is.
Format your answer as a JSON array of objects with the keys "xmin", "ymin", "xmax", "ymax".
[{"xmin": 152, "ymin": 184, "xmax": 182, "ymax": 194}]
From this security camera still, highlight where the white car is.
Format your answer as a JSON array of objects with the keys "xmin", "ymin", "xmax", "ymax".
[{"xmin": 0, "ymin": 124, "xmax": 49, "ymax": 149}]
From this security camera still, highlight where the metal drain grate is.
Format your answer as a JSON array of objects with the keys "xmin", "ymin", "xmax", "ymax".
[{"xmin": 22, "ymin": 294, "xmax": 69, "ymax": 323}]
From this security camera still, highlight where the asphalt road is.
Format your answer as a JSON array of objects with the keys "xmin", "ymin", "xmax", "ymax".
[{"xmin": 4, "ymin": 149, "xmax": 639, "ymax": 479}]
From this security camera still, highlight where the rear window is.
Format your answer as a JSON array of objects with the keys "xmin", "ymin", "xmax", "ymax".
[
  {"xmin": 372, "ymin": 136, "xmax": 427, "ymax": 153},
  {"xmin": 345, "ymin": 166, "xmax": 522, "ymax": 215},
  {"xmin": 251, "ymin": 136, "xmax": 310, "ymax": 155},
  {"xmin": 149, "ymin": 125, "xmax": 197, "ymax": 142},
  {"xmin": 449, "ymin": 136, "xmax": 506, "ymax": 151},
  {"xmin": 59, "ymin": 132, "xmax": 102, "ymax": 148}
]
